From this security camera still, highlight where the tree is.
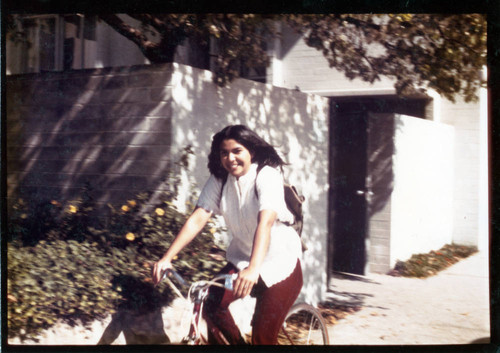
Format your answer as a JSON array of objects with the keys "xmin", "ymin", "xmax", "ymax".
[
  {"xmin": 99, "ymin": 13, "xmax": 486, "ymax": 102},
  {"xmin": 8, "ymin": 14, "xmax": 487, "ymax": 102},
  {"xmin": 98, "ymin": 14, "xmax": 276, "ymax": 86},
  {"xmin": 285, "ymin": 14, "xmax": 487, "ymax": 103}
]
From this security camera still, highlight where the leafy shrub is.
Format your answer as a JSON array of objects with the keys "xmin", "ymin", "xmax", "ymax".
[
  {"xmin": 7, "ymin": 199, "xmax": 61, "ymax": 246},
  {"xmin": 7, "ymin": 195, "xmax": 226, "ymax": 342},
  {"xmin": 7, "ymin": 148, "xmax": 227, "ymax": 341},
  {"xmin": 7, "ymin": 240, "xmax": 123, "ymax": 340}
]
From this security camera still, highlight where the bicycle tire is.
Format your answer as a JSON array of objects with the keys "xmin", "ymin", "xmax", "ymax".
[{"xmin": 278, "ymin": 303, "xmax": 330, "ymax": 345}]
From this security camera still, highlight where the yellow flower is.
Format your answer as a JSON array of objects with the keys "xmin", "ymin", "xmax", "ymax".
[
  {"xmin": 68, "ymin": 205, "xmax": 78, "ymax": 213},
  {"xmin": 121, "ymin": 205, "xmax": 130, "ymax": 212},
  {"xmin": 125, "ymin": 232, "xmax": 135, "ymax": 241},
  {"xmin": 127, "ymin": 200, "xmax": 137, "ymax": 207},
  {"xmin": 155, "ymin": 208, "xmax": 165, "ymax": 216}
]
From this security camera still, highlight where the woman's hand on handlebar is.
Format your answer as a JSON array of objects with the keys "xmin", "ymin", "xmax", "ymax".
[
  {"xmin": 152, "ymin": 257, "xmax": 173, "ymax": 286},
  {"xmin": 234, "ymin": 266, "xmax": 259, "ymax": 298}
]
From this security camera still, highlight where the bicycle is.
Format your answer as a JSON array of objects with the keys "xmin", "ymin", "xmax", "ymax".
[{"xmin": 158, "ymin": 268, "xmax": 329, "ymax": 345}]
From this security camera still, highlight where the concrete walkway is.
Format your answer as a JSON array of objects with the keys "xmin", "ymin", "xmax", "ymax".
[{"xmin": 325, "ymin": 251, "xmax": 491, "ymax": 345}]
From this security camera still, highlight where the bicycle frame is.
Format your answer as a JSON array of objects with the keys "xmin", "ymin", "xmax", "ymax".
[
  {"xmin": 159, "ymin": 269, "xmax": 235, "ymax": 345},
  {"xmin": 158, "ymin": 269, "xmax": 329, "ymax": 345}
]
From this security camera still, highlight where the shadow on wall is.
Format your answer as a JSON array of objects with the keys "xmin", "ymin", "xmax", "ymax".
[
  {"xmin": 168, "ymin": 63, "xmax": 330, "ymax": 303},
  {"xmin": 6, "ymin": 62, "xmax": 330, "ymax": 302},
  {"xmin": 6, "ymin": 64, "xmax": 176, "ymax": 220},
  {"xmin": 367, "ymin": 113, "xmax": 396, "ymax": 219}
]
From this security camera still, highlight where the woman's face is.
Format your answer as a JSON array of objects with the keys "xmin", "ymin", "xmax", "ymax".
[{"xmin": 219, "ymin": 139, "xmax": 253, "ymax": 178}]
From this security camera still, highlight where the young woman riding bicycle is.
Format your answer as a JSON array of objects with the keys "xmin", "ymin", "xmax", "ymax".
[{"xmin": 152, "ymin": 125, "xmax": 303, "ymax": 344}]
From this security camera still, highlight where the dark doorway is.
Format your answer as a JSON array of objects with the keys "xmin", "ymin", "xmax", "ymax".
[
  {"xmin": 329, "ymin": 101, "xmax": 369, "ymax": 275},
  {"xmin": 328, "ymin": 95, "xmax": 430, "ymax": 276}
]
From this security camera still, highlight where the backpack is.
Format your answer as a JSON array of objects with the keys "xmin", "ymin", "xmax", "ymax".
[
  {"xmin": 282, "ymin": 183, "xmax": 308, "ymax": 252},
  {"xmin": 221, "ymin": 172, "xmax": 308, "ymax": 251}
]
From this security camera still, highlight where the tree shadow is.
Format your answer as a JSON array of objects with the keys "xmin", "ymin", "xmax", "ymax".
[
  {"xmin": 6, "ymin": 61, "xmax": 333, "ymax": 305},
  {"xmin": 325, "ymin": 272, "xmax": 389, "ymax": 313},
  {"xmin": 6, "ymin": 64, "xmax": 176, "ymax": 220},
  {"xmin": 98, "ymin": 274, "xmax": 174, "ymax": 345}
]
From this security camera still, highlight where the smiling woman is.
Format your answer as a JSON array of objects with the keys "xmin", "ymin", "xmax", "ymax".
[
  {"xmin": 152, "ymin": 125, "xmax": 303, "ymax": 345},
  {"xmin": 219, "ymin": 139, "xmax": 253, "ymax": 178}
]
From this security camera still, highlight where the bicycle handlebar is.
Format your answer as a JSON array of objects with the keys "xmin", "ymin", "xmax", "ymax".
[
  {"xmin": 160, "ymin": 268, "xmax": 237, "ymax": 292},
  {"xmin": 161, "ymin": 268, "xmax": 189, "ymax": 287}
]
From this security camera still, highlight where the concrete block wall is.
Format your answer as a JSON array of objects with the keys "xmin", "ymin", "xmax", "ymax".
[
  {"xmin": 6, "ymin": 62, "xmax": 330, "ymax": 304},
  {"xmin": 366, "ymin": 113, "xmax": 396, "ymax": 274},
  {"xmin": 6, "ymin": 64, "xmax": 175, "ymax": 213}
]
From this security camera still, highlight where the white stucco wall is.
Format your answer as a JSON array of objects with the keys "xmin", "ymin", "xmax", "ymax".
[
  {"xmin": 439, "ymin": 95, "xmax": 487, "ymax": 249},
  {"xmin": 390, "ymin": 115, "xmax": 455, "ymax": 265},
  {"xmin": 168, "ymin": 63, "xmax": 330, "ymax": 305}
]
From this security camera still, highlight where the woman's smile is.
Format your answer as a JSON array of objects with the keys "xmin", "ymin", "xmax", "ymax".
[{"xmin": 220, "ymin": 139, "xmax": 253, "ymax": 178}]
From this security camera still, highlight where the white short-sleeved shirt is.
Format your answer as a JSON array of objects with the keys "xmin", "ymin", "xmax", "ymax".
[{"xmin": 197, "ymin": 163, "xmax": 302, "ymax": 287}]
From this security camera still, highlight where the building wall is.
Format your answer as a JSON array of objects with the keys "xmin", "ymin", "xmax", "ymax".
[
  {"xmin": 6, "ymin": 63, "xmax": 330, "ymax": 304},
  {"xmin": 276, "ymin": 24, "xmax": 487, "ymax": 256},
  {"xmin": 94, "ymin": 16, "xmax": 150, "ymax": 69},
  {"xmin": 276, "ymin": 25, "xmax": 396, "ymax": 96},
  {"xmin": 93, "ymin": 16, "xmax": 203, "ymax": 70},
  {"xmin": 390, "ymin": 115, "xmax": 455, "ymax": 265},
  {"xmin": 440, "ymin": 96, "xmax": 488, "ymax": 249},
  {"xmin": 365, "ymin": 113, "xmax": 455, "ymax": 271},
  {"xmin": 366, "ymin": 113, "xmax": 395, "ymax": 274},
  {"xmin": 168, "ymin": 63, "xmax": 330, "ymax": 304},
  {"xmin": 6, "ymin": 64, "xmax": 175, "ymax": 212}
]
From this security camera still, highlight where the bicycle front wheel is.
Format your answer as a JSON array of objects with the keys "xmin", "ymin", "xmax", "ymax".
[{"xmin": 278, "ymin": 303, "xmax": 330, "ymax": 345}]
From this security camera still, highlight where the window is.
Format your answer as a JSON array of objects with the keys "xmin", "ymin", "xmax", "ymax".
[
  {"xmin": 6, "ymin": 15, "xmax": 61, "ymax": 74},
  {"xmin": 208, "ymin": 36, "xmax": 269, "ymax": 84},
  {"xmin": 6, "ymin": 14, "xmax": 97, "ymax": 75},
  {"xmin": 62, "ymin": 14, "xmax": 97, "ymax": 70}
]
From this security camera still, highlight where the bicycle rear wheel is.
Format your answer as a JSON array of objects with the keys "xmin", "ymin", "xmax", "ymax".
[{"xmin": 278, "ymin": 303, "xmax": 330, "ymax": 345}]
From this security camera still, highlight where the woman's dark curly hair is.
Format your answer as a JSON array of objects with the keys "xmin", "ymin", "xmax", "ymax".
[{"xmin": 208, "ymin": 125, "xmax": 287, "ymax": 180}]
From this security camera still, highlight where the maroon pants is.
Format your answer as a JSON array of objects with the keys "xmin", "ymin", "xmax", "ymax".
[{"xmin": 203, "ymin": 260, "xmax": 303, "ymax": 345}]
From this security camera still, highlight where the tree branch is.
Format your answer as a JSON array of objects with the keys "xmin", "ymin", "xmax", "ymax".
[
  {"xmin": 99, "ymin": 14, "xmax": 156, "ymax": 49},
  {"xmin": 127, "ymin": 14, "xmax": 168, "ymax": 34},
  {"xmin": 98, "ymin": 14, "xmax": 176, "ymax": 62}
]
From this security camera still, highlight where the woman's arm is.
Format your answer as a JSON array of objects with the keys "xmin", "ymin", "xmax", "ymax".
[
  {"xmin": 234, "ymin": 209, "xmax": 277, "ymax": 298},
  {"xmin": 152, "ymin": 206, "xmax": 212, "ymax": 285}
]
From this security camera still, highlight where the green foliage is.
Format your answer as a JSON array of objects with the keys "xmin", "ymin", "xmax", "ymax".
[
  {"xmin": 95, "ymin": 13, "xmax": 486, "ymax": 102},
  {"xmin": 286, "ymin": 14, "xmax": 486, "ymax": 102},
  {"xmin": 7, "ymin": 240, "xmax": 123, "ymax": 341},
  {"xmin": 7, "ymin": 153, "xmax": 227, "ymax": 341},
  {"xmin": 390, "ymin": 244, "xmax": 478, "ymax": 278},
  {"xmin": 8, "ymin": 14, "xmax": 486, "ymax": 101}
]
